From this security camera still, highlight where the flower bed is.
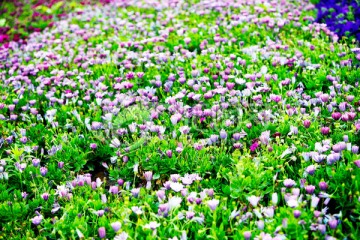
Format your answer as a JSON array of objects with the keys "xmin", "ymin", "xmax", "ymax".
[{"xmin": 0, "ymin": 0, "xmax": 360, "ymax": 239}]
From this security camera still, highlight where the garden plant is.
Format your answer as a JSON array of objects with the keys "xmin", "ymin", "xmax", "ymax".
[{"xmin": 0, "ymin": 0, "xmax": 360, "ymax": 239}]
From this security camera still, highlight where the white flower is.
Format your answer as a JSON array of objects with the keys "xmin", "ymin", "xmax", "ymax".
[
  {"xmin": 76, "ymin": 228, "xmax": 84, "ymax": 238},
  {"xmin": 207, "ymin": 199, "xmax": 219, "ymax": 211},
  {"xmin": 102, "ymin": 113, "xmax": 113, "ymax": 121},
  {"xmin": 311, "ymin": 195, "xmax": 320, "ymax": 208},
  {"xmin": 110, "ymin": 138, "xmax": 121, "ymax": 148},
  {"xmin": 96, "ymin": 178, "xmax": 103, "ymax": 188},
  {"xmin": 248, "ymin": 195, "xmax": 260, "ymax": 207},
  {"xmin": 170, "ymin": 182, "xmax": 184, "ymax": 192},
  {"xmin": 131, "ymin": 206, "xmax": 143, "ymax": 215},
  {"xmin": 287, "ymin": 199, "xmax": 299, "ymax": 208},
  {"xmin": 114, "ymin": 232, "xmax": 129, "ymax": 240},
  {"xmin": 110, "ymin": 156, "xmax": 118, "ymax": 164},
  {"xmin": 229, "ymin": 210, "xmax": 241, "ymax": 220},
  {"xmin": 168, "ymin": 196, "xmax": 182, "ymax": 210},
  {"xmin": 144, "ymin": 221, "xmax": 160, "ymax": 230},
  {"xmin": 272, "ymin": 193, "xmax": 278, "ymax": 206}
]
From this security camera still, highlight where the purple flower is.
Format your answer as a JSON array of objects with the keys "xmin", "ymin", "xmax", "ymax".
[
  {"xmin": 109, "ymin": 186, "xmax": 119, "ymax": 195},
  {"xmin": 305, "ymin": 185, "xmax": 316, "ymax": 194},
  {"xmin": 22, "ymin": 192, "xmax": 28, "ymax": 199},
  {"xmin": 158, "ymin": 203, "xmax": 169, "ymax": 216},
  {"xmin": 117, "ymin": 179, "xmax": 124, "ymax": 186},
  {"xmin": 184, "ymin": 211, "xmax": 195, "ymax": 220},
  {"xmin": 31, "ymin": 215, "xmax": 43, "ymax": 225},
  {"xmin": 126, "ymin": 72, "xmax": 135, "ymax": 80},
  {"xmin": 111, "ymin": 222, "xmax": 121, "ymax": 232},
  {"xmin": 96, "ymin": 210, "xmax": 105, "ymax": 217},
  {"xmin": 352, "ymin": 146, "xmax": 359, "ymax": 154},
  {"xmin": 319, "ymin": 93, "xmax": 329, "ymax": 103},
  {"xmin": 207, "ymin": 189, "xmax": 214, "ymax": 198},
  {"xmin": 32, "ymin": 158, "xmax": 40, "ymax": 167},
  {"xmin": 166, "ymin": 150, "xmax": 172, "ymax": 158},
  {"xmin": 293, "ymin": 210, "xmax": 301, "ymax": 218},
  {"xmin": 91, "ymin": 122, "xmax": 103, "ymax": 130},
  {"xmin": 305, "ymin": 165, "xmax": 316, "ymax": 175},
  {"xmin": 131, "ymin": 188, "xmax": 140, "ymax": 197},
  {"xmin": 195, "ymin": 198, "xmax": 202, "ymax": 205},
  {"xmin": 40, "ymin": 167, "xmax": 48, "ymax": 177},
  {"xmin": 318, "ymin": 224, "xmax": 326, "ymax": 234},
  {"xmin": 98, "ymin": 227, "xmax": 106, "ymax": 239},
  {"xmin": 283, "ymin": 179, "xmax": 296, "ymax": 188},
  {"xmin": 243, "ymin": 231, "xmax": 251, "ymax": 240},
  {"xmin": 20, "ymin": 137, "xmax": 27, "ymax": 144},
  {"xmin": 58, "ymin": 162, "xmax": 64, "ymax": 169},
  {"xmin": 42, "ymin": 193, "xmax": 49, "ymax": 201},
  {"xmin": 347, "ymin": 95, "xmax": 354, "ymax": 102},
  {"xmin": 328, "ymin": 219, "xmax": 338, "ymax": 229},
  {"xmin": 219, "ymin": 129, "xmax": 227, "ymax": 140}
]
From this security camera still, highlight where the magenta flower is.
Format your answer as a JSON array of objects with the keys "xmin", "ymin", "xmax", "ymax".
[
  {"xmin": 90, "ymin": 143, "xmax": 97, "ymax": 149},
  {"xmin": 331, "ymin": 112, "xmax": 341, "ymax": 120},
  {"xmin": 354, "ymin": 160, "xmax": 360, "ymax": 168},
  {"xmin": 250, "ymin": 141, "xmax": 259, "ymax": 152},
  {"xmin": 58, "ymin": 162, "xmax": 64, "ymax": 169},
  {"xmin": 319, "ymin": 181, "xmax": 328, "ymax": 191},
  {"xmin": 320, "ymin": 127, "xmax": 330, "ymax": 135},
  {"xmin": 303, "ymin": 120, "xmax": 311, "ymax": 128}
]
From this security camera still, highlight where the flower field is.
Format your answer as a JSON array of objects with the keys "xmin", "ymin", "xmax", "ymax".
[{"xmin": 1, "ymin": 0, "xmax": 360, "ymax": 239}]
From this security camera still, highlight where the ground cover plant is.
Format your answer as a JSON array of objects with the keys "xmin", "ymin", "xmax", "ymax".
[{"xmin": 0, "ymin": 0, "xmax": 360, "ymax": 239}]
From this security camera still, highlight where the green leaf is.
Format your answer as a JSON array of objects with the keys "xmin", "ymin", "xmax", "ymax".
[
  {"xmin": 0, "ymin": 19, "xmax": 6, "ymax": 27},
  {"xmin": 153, "ymin": 173, "xmax": 160, "ymax": 180},
  {"xmin": 51, "ymin": 1, "xmax": 64, "ymax": 12}
]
